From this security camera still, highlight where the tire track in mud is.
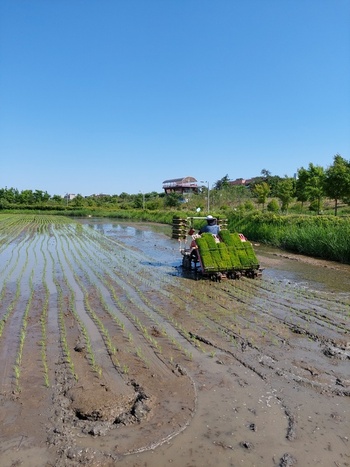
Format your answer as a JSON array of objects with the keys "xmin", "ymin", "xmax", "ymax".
[
  {"xmin": 182, "ymin": 277, "xmax": 350, "ymax": 396},
  {"xmin": 246, "ymin": 277, "xmax": 350, "ymax": 336}
]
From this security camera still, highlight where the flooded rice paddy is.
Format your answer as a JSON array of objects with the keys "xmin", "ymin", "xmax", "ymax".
[{"xmin": 0, "ymin": 215, "xmax": 349, "ymax": 466}]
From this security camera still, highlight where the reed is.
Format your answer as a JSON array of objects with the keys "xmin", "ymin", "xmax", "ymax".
[{"xmin": 229, "ymin": 212, "xmax": 350, "ymax": 263}]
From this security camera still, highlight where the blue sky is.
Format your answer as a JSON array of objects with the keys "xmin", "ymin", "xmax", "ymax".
[{"xmin": 1, "ymin": 0, "xmax": 349, "ymax": 197}]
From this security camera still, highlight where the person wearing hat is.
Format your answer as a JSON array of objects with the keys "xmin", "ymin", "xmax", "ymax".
[{"xmin": 199, "ymin": 215, "xmax": 220, "ymax": 235}]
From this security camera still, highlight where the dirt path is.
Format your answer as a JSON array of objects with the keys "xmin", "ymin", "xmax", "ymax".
[{"xmin": 0, "ymin": 217, "xmax": 349, "ymax": 466}]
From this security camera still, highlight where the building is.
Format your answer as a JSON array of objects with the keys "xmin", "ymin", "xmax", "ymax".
[
  {"xmin": 229, "ymin": 178, "xmax": 253, "ymax": 187},
  {"xmin": 64, "ymin": 193, "xmax": 76, "ymax": 201},
  {"xmin": 162, "ymin": 176, "xmax": 199, "ymax": 195}
]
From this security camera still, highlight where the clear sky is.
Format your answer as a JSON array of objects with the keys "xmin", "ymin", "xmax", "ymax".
[{"xmin": 1, "ymin": 0, "xmax": 349, "ymax": 197}]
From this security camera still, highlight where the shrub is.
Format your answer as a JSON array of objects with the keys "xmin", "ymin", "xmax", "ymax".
[{"xmin": 267, "ymin": 199, "xmax": 279, "ymax": 212}]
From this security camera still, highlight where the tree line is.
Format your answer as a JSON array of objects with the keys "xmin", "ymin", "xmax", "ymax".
[
  {"xmin": 211, "ymin": 153, "xmax": 349, "ymax": 215},
  {"xmin": 247, "ymin": 154, "xmax": 350, "ymax": 215},
  {"xmin": 1, "ymin": 154, "xmax": 349, "ymax": 215}
]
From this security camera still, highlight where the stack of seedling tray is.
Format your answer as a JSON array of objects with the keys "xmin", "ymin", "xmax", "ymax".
[
  {"xmin": 172, "ymin": 217, "xmax": 188, "ymax": 240},
  {"xmin": 195, "ymin": 230, "xmax": 259, "ymax": 274},
  {"xmin": 217, "ymin": 218, "xmax": 228, "ymax": 230}
]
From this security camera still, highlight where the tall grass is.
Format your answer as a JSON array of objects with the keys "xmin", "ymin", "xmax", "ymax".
[{"xmin": 228, "ymin": 212, "xmax": 350, "ymax": 264}]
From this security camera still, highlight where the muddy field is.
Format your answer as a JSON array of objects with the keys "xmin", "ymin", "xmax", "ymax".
[{"xmin": 0, "ymin": 216, "xmax": 349, "ymax": 467}]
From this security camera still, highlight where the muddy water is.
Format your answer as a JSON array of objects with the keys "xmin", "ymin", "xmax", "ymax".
[
  {"xmin": 77, "ymin": 219, "xmax": 350, "ymax": 466},
  {"xmin": 83, "ymin": 218, "xmax": 350, "ymax": 292},
  {"xmin": 257, "ymin": 244, "xmax": 350, "ymax": 293}
]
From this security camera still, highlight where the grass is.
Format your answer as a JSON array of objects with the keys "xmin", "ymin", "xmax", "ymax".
[{"xmin": 229, "ymin": 211, "xmax": 350, "ymax": 263}]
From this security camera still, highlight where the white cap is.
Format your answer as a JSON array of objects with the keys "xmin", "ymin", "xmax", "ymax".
[{"xmin": 207, "ymin": 215, "xmax": 213, "ymax": 219}]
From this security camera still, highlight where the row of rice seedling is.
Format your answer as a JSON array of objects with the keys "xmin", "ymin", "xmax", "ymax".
[
  {"xmin": 69, "ymin": 224, "xmax": 200, "ymax": 360},
  {"xmin": 0, "ymin": 277, "xmax": 22, "ymax": 337},
  {"xmin": 65, "ymin": 230, "xmax": 167, "ymax": 362},
  {"xmin": 39, "ymin": 235, "xmax": 50, "ymax": 387},
  {"xmin": 13, "ymin": 269, "xmax": 35, "ymax": 392},
  {"xmin": 44, "ymin": 221, "xmax": 75, "ymax": 378},
  {"xmin": 56, "ymin": 226, "xmax": 147, "ymax": 368},
  {"xmin": 41, "ymin": 221, "xmax": 97, "ymax": 378},
  {"xmin": 100, "ymin": 234, "xmax": 272, "ymax": 354},
  {"xmin": 93, "ymin": 228, "xmax": 224, "ymax": 354},
  {"xmin": 56, "ymin": 281, "xmax": 78, "ymax": 380},
  {"xmin": 0, "ymin": 228, "xmax": 34, "ymax": 337},
  {"xmin": 54, "ymin": 232, "xmax": 103, "ymax": 377},
  {"xmin": 60, "ymin": 240, "xmax": 120, "ymax": 364}
]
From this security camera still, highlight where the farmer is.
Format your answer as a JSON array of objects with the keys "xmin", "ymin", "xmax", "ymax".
[{"xmin": 199, "ymin": 215, "xmax": 220, "ymax": 235}]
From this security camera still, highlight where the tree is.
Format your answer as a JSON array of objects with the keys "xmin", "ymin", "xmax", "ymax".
[
  {"xmin": 295, "ymin": 167, "xmax": 309, "ymax": 209},
  {"xmin": 214, "ymin": 174, "xmax": 230, "ymax": 190},
  {"xmin": 324, "ymin": 154, "xmax": 350, "ymax": 216},
  {"xmin": 51, "ymin": 194, "xmax": 65, "ymax": 205},
  {"xmin": 164, "ymin": 192, "xmax": 182, "ymax": 208},
  {"xmin": 297, "ymin": 163, "xmax": 325, "ymax": 214},
  {"xmin": 276, "ymin": 178, "xmax": 294, "ymax": 212},
  {"xmin": 261, "ymin": 168, "xmax": 271, "ymax": 178},
  {"xmin": 19, "ymin": 190, "xmax": 35, "ymax": 205},
  {"xmin": 71, "ymin": 194, "xmax": 85, "ymax": 207},
  {"xmin": 253, "ymin": 182, "xmax": 270, "ymax": 210},
  {"xmin": 0, "ymin": 187, "xmax": 19, "ymax": 204},
  {"xmin": 251, "ymin": 171, "xmax": 282, "ymax": 197},
  {"xmin": 33, "ymin": 189, "xmax": 50, "ymax": 204}
]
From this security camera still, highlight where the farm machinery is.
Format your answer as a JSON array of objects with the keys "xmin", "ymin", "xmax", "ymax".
[{"xmin": 172, "ymin": 216, "xmax": 262, "ymax": 281}]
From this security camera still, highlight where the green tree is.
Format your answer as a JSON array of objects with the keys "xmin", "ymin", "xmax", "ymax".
[
  {"xmin": 297, "ymin": 163, "xmax": 325, "ymax": 215},
  {"xmin": 71, "ymin": 194, "xmax": 85, "ymax": 207},
  {"xmin": 164, "ymin": 192, "xmax": 182, "ymax": 208},
  {"xmin": 261, "ymin": 168, "xmax": 271, "ymax": 178},
  {"xmin": 33, "ymin": 189, "xmax": 50, "ymax": 204},
  {"xmin": 295, "ymin": 167, "xmax": 309, "ymax": 209},
  {"xmin": 51, "ymin": 194, "xmax": 65, "ymax": 205},
  {"xmin": 214, "ymin": 174, "xmax": 230, "ymax": 190},
  {"xmin": 19, "ymin": 190, "xmax": 35, "ymax": 205},
  {"xmin": 276, "ymin": 177, "xmax": 295, "ymax": 212},
  {"xmin": 324, "ymin": 154, "xmax": 350, "ymax": 216},
  {"xmin": 1, "ymin": 187, "xmax": 19, "ymax": 204},
  {"xmin": 251, "ymin": 171, "xmax": 282, "ymax": 197},
  {"xmin": 253, "ymin": 182, "xmax": 270, "ymax": 210}
]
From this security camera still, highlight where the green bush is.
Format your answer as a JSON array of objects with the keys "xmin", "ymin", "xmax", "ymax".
[{"xmin": 267, "ymin": 199, "xmax": 280, "ymax": 212}]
